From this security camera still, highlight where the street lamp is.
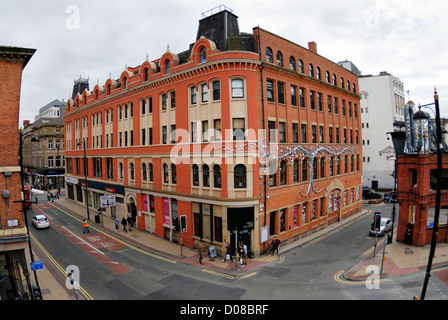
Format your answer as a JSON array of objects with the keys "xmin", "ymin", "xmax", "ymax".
[
  {"xmin": 77, "ymin": 140, "xmax": 90, "ymax": 220},
  {"xmin": 412, "ymin": 88, "xmax": 443, "ymax": 300},
  {"xmin": 387, "ymin": 120, "xmax": 406, "ymax": 244}
]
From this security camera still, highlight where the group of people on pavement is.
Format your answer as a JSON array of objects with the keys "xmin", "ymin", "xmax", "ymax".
[
  {"xmin": 114, "ymin": 216, "xmax": 134, "ymax": 232},
  {"xmin": 222, "ymin": 242, "xmax": 249, "ymax": 268}
]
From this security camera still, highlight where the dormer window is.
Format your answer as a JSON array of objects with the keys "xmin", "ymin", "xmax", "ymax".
[
  {"xmin": 165, "ymin": 60, "xmax": 171, "ymax": 74},
  {"xmin": 200, "ymin": 47, "xmax": 206, "ymax": 63}
]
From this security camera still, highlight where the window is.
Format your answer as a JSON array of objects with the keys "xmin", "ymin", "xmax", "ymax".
[
  {"xmin": 130, "ymin": 162, "xmax": 135, "ymax": 180},
  {"xmin": 289, "ymin": 56, "xmax": 295, "ymax": 70},
  {"xmin": 268, "ymin": 121, "xmax": 276, "ymax": 143},
  {"xmin": 318, "ymin": 93, "xmax": 323, "ymax": 111},
  {"xmin": 233, "ymin": 118, "xmax": 245, "ymax": 141},
  {"xmin": 280, "ymin": 160, "xmax": 287, "ymax": 185},
  {"xmin": 170, "ymin": 91, "xmax": 176, "ymax": 109},
  {"xmin": 316, "ymin": 67, "xmax": 321, "ymax": 80},
  {"xmin": 203, "ymin": 164, "xmax": 210, "ymax": 187},
  {"xmin": 214, "ymin": 119, "xmax": 222, "ymax": 141},
  {"xmin": 163, "ymin": 163, "xmax": 169, "ymax": 183},
  {"xmin": 292, "ymin": 123, "xmax": 298, "ymax": 143},
  {"xmin": 266, "ymin": 47, "xmax": 273, "ymax": 63},
  {"xmin": 142, "ymin": 128, "xmax": 146, "ymax": 145},
  {"xmin": 192, "ymin": 164, "xmax": 199, "ymax": 186},
  {"xmin": 312, "ymin": 125, "xmax": 317, "ymax": 143},
  {"xmin": 298, "ymin": 59, "xmax": 304, "ymax": 73},
  {"xmin": 299, "ymin": 88, "xmax": 305, "ymax": 108},
  {"xmin": 202, "ymin": 120, "xmax": 208, "ymax": 142},
  {"xmin": 293, "ymin": 159, "xmax": 299, "ymax": 182},
  {"xmin": 310, "ymin": 91, "xmax": 315, "ymax": 110},
  {"xmin": 301, "ymin": 124, "xmax": 307, "ymax": 143},
  {"xmin": 191, "ymin": 86, "xmax": 197, "ymax": 104},
  {"xmin": 171, "ymin": 164, "xmax": 177, "ymax": 184},
  {"xmin": 162, "ymin": 126, "xmax": 167, "ymax": 144},
  {"xmin": 170, "ymin": 125, "xmax": 176, "ymax": 144},
  {"xmin": 276, "ymin": 51, "xmax": 283, "ymax": 66},
  {"xmin": 231, "ymin": 79, "xmax": 244, "ymax": 98},
  {"xmin": 200, "ymin": 47, "xmax": 206, "ymax": 63},
  {"xmin": 212, "ymin": 81, "xmax": 220, "ymax": 100},
  {"xmin": 107, "ymin": 158, "xmax": 113, "ymax": 179},
  {"xmin": 149, "ymin": 163, "xmax": 153, "ymax": 181},
  {"xmin": 141, "ymin": 99, "xmax": 146, "ymax": 115},
  {"xmin": 161, "ymin": 93, "xmax": 167, "ymax": 110},
  {"xmin": 191, "ymin": 122, "xmax": 198, "ymax": 143},
  {"xmin": 148, "ymin": 97, "xmax": 153, "ymax": 113},
  {"xmin": 291, "ymin": 86, "xmax": 297, "ymax": 106},
  {"xmin": 279, "ymin": 122, "xmax": 286, "ymax": 143},
  {"xmin": 267, "ymin": 80, "xmax": 274, "ymax": 102},
  {"xmin": 201, "ymin": 84, "xmax": 208, "ymax": 102},
  {"xmin": 326, "ymin": 71, "xmax": 330, "ymax": 83},
  {"xmin": 277, "ymin": 82, "xmax": 284, "ymax": 104},
  {"xmin": 302, "ymin": 159, "xmax": 308, "ymax": 181},
  {"xmin": 165, "ymin": 60, "xmax": 171, "ymax": 74},
  {"xmin": 142, "ymin": 163, "xmax": 147, "ymax": 181},
  {"xmin": 213, "ymin": 164, "xmax": 221, "ymax": 188},
  {"xmin": 309, "ymin": 64, "xmax": 314, "ymax": 77},
  {"xmin": 234, "ymin": 164, "xmax": 246, "ymax": 188},
  {"xmin": 48, "ymin": 156, "xmax": 54, "ymax": 168}
]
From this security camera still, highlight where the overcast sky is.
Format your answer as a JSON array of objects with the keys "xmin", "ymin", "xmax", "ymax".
[{"xmin": 1, "ymin": 0, "xmax": 447, "ymax": 124}]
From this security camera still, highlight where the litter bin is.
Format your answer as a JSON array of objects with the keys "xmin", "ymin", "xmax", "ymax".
[
  {"xmin": 95, "ymin": 214, "xmax": 101, "ymax": 223},
  {"xmin": 405, "ymin": 228, "xmax": 412, "ymax": 245}
]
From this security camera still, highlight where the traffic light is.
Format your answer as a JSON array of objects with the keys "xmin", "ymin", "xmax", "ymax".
[
  {"xmin": 180, "ymin": 215, "xmax": 187, "ymax": 232},
  {"xmin": 374, "ymin": 212, "xmax": 382, "ymax": 231},
  {"xmin": 30, "ymin": 284, "xmax": 43, "ymax": 300}
]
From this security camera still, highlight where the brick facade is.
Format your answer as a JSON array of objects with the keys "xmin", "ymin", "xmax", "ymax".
[{"xmin": 63, "ymin": 11, "xmax": 362, "ymax": 257}]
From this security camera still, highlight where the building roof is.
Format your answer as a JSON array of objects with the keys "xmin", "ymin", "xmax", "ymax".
[{"xmin": 31, "ymin": 116, "xmax": 64, "ymax": 128}]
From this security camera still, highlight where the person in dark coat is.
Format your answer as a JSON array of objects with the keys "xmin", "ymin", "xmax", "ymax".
[{"xmin": 121, "ymin": 217, "xmax": 127, "ymax": 232}]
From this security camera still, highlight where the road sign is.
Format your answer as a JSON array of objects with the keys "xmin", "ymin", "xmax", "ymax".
[
  {"xmin": 30, "ymin": 260, "xmax": 43, "ymax": 271},
  {"xmin": 100, "ymin": 195, "xmax": 116, "ymax": 208}
]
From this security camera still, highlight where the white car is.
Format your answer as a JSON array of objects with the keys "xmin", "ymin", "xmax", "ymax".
[
  {"xmin": 32, "ymin": 214, "xmax": 50, "ymax": 229},
  {"xmin": 369, "ymin": 218, "xmax": 392, "ymax": 236}
]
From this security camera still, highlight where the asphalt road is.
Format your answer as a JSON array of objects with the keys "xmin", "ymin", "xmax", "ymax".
[{"xmin": 27, "ymin": 201, "xmax": 448, "ymax": 301}]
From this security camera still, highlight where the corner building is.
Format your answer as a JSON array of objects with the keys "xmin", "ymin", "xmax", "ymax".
[{"xmin": 64, "ymin": 9, "xmax": 362, "ymax": 257}]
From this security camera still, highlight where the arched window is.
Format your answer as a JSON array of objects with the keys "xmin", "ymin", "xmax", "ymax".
[
  {"xmin": 276, "ymin": 51, "xmax": 283, "ymax": 66},
  {"xmin": 192, "ymin": 164, "xmax": 199, "ymax": 186},
  {"xmin": 149, "ymin": 163, "xmax": 153, "ymax": 182},
  {"xmin": 316, "ymin": 67, "xmax": 321, "ymax": 80},
  {"xmin": 130, "ymin": 162, "xmax": 135, "ymax": 180},
  {"xmin": 298, "ymin": 59, "xmax": 304, "ymax": 73},
  {"xmin": 213, "ymin": 164, "xmax": 221, "ymax": 188},
  {"xmin": 341, "ymin": 77, "xmax": 344, "ymax": 89},
  {"xmin": 203, "ymin": 164, "xmax": 210, "ymax": 187},
  {"xmin": 309, "ymin": 64, "xmax": 314, "ymax": 77},
  {"xmin": 289, "ymin": 56, "xmax": 295, "ymax": 70},
  {"xmin": 163, "ymin": 163, "xmax": 169, "ymax": 183},
  {"xmin": 280, "ymin": 160, "xmax": 287, "ymax": 185},
  {"xmin": 293, "ymin": 159, "xmax": 299, "ymax": 182},
  {"xmin": 332, "ymin": 74, "xmax": 337, "ymax": 86},
  {"xmin": 144, "ymin": 68, "xmax": 149, "ymax": 81},
  {"xmin": 200, "ymin": 47, "xmax": 206, "ymax": 63},
  {"xmin": 165, "ymin": 60, "xmax": 171, "ymax": 74},
  {"xmin": 142, "ymin": 163, "xmax": 147, "ymax": 181},
  {"xmin": 266, "ymin": 47, "xmax": 273, "ymax": 63},
  {"xmin": 234, "ymin": 164, "xmax": 246, "ymax": 188},
  {"xmin": 326, "ymin": 71, "xmax": 330, "ymax": 83},
  {"xmin": 171, "ymin": 164, "xmax": 177, "ymax": 184},
  {"xmin": 352, "ymin": 83, "xmax": 356, "ymax": 93}
]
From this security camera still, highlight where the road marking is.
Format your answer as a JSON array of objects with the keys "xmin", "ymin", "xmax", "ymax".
[
  {"xmin": 48, "ymin": 203, "xmax": 176, "ymax": 264},
  {"xmin": 201, "ymin": 269, "xmax": 257, "ymax": 280},
  {"xmin": 61, "ymin": 226, "xmax": 105, "ymax": 255},
  {"xmin": 30, "ymin": 232, "xmax": 93, "ymax": 300}
]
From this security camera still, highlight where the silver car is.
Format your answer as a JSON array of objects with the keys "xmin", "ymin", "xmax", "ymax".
[
  {"xmin": 369, "ymin": 218, "xmax": 392, "ymax": 236},
  {"xmin": 32, "ymin": 214, "xmax": 50, "ymax": 229}
]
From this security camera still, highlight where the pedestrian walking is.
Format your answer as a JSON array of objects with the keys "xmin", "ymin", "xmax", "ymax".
[
  {"xmin": 242, "ymin": 242, "xmax": 248, "ymax": 265},
  {"xmin": 127, "ymin": 216, "xmax": 132, "ymax": 232},
  {"xmin": 223, "ymin": 243, "xmax": 233, "ymax": 262},
  {"xmin": 198, "ymin": 244, "xmax": 204, "ymax": 265},
  {"xmin": 239, "ymin": 245, "xmax": 245, "ymax": 268},
  {"xmin": 271, "ymin": 236, "xmax": 281, "ymax": 255},
  {"xmin": 121, "ymin": 217, "xmax": 128, "ymax": 232},
  {"xmin": 82, "ymin": 219, "xmax": 90, "ymax": 234},
  {"xmin": 114, "ymin": 217, "xmax": 119, "ymax": 230}
]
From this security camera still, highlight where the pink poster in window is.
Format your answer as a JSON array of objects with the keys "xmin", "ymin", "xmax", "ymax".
[
  {"xmin": 163, "ymin": 197, "xmax": 170, "ymax": 225},
  {"xmin": 142, "ymin": 194, "xmax": 148, "ymax": 212}
]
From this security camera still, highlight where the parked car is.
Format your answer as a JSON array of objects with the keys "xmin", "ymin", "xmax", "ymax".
[
  {"xmin": 369, "ymin": 218, "xmax": 392, "ymax": 236},
  {"xmin": 31, "ymin": 214, "xmax": 50, "ymax": 229},
  {"xmin": 362, "ymin": 189, "xmax": 383, "ymax": 200}
]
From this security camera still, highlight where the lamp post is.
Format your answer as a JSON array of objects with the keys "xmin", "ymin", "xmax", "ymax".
[
  {"xmin": 412, "ymin": 88, "xmax": 442, "ymax": 300},
  {"xmin": 387, "ymin": 121, "xmax": 406, "ymax": 243},
  {"xmin": 77, "ymin": 140, "xmax": 90, "ymax": 220}
]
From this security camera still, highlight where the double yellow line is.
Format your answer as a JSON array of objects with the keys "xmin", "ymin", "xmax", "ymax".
[{"xmin": 30, "ymin": 232, "xmax": 93, "ymax": 300}]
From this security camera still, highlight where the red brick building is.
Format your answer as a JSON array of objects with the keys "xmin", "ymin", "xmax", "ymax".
[
  {"xmin": 0, "ymin": 45, "xmax": 36, "ymax": 299},
  {"xmin": 396, "ymin": 153, "xmax": 448, "ymax": 246},
  {"xmin": 63, "ymin": 9, "xmax": 362, "ymax": 257}
]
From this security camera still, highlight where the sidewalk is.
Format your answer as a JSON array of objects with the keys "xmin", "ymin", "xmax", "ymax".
[{"xmin": 31, "ymin": 194, "xmax": 448, "ymax": 299}]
